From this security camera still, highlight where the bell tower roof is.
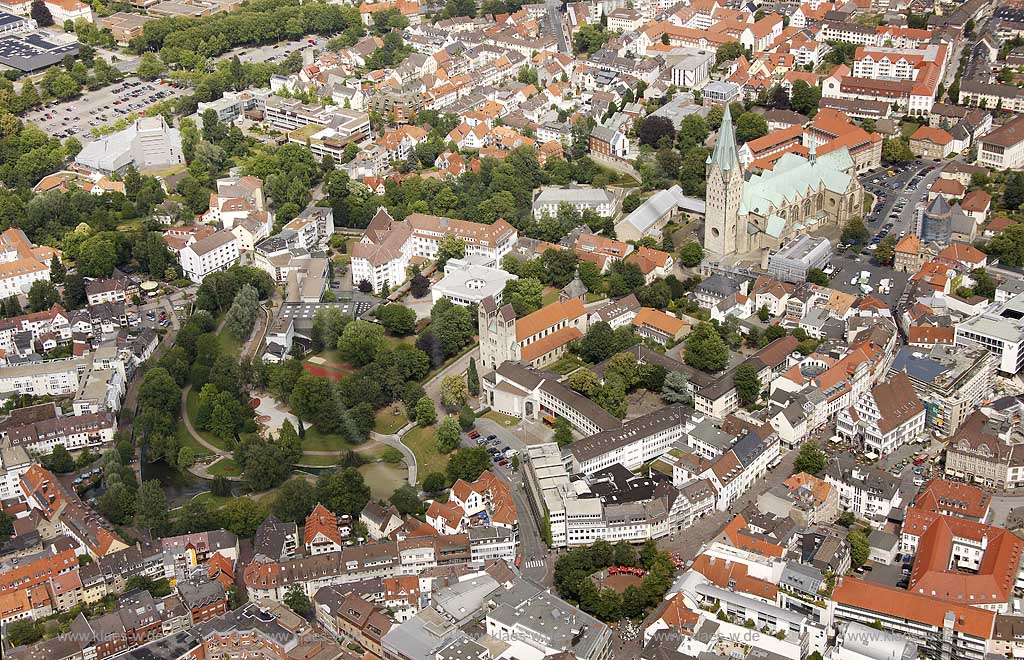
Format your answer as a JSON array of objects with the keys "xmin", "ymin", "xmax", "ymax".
[{"xmin": 706, "ymin": 103, "xmax": 740, "ymax": 173}]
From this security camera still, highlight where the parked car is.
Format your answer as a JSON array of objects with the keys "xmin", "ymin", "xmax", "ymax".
[{"xmin": 467, "ymin": 429, "xmax": 480, "ymax": 439}]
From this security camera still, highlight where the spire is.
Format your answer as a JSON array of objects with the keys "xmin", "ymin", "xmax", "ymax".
[{"xmin": 707, "ymin": 103, "xmax": 740, "ymax": 172}]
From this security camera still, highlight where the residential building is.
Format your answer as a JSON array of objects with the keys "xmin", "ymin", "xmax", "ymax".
[
  {"xmin": 823, "ymin": 456, "xmax": 902, "ymax": 525},
  {"xmin": 532, "ymin": 185, "xmax": 615, "ymax": 219},
  {"xmin": 431, "ymin": 258, "xmax": 517, "ymax": 307},
  {"xmin": 178, "ymin": 230, "xmax": 240, "ymax": 283},
  {"xmin": 976, "ymin": 114, "xmax": 1024, "ymax": 170},
  {"xmin": 0, "ymin": 228, "xmax": 61, "ymax": 300}
]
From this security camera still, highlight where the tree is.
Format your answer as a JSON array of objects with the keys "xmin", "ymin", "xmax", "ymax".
[
  {"xmin": 415, "ymin": 396, "xmax": 437, "ymax": 427},
  {"xmin": 458, "ymin": 404, "xmax": 475, "ymax": 431},
  {"xmin": 337, "ymin": 319, "xmax": 384, "ymax": 367},
  {"xmin": 789, "ymin": 80, "xmax": 822, "ymax": 116},
  {"xmin": 137, "ymin": 53, "xmax": 166, "ymax": 81},
  {"xmin": 882, "ymin": 137, "xmax": 914, "ymax": 163},
  {"xmin": 638, "ymin": 116, "xmax": 675, "ymax": 147},
  {"xmin": 61, "ymin": 271, "xmax": 85, "ymax": 308},
  {"xmin": 284, "ymin": 585, "xmax": 312, "ymax": 616},
  {"xmin": 44, "ymin": 444, "xmax": 75, "ymax": 473},
  {"xmin": 30, "ymin": 0, "xmax": 53, "ymax": 26},
  {"xmin": 135, "ymin": 480, "xmax": 168, "ymax": 532},
  {"xmin": 553, "ymin": 416, "xmax": 573, "ymax": 446},
  {"xmin": 733, "ymin": 363, "xmax": 761, "ymax": 406},
  {"xmin": 679, "ymin": 241, "xmax": 704, "ymax": 267},
  {"xmin": 716, "ymin": 41, "xmax": 744, "ymax": 65},
  {"xmin": 806, "ymin": 268, "xmax": 829, "ymax": 286},
  {"xmin": 273, "ymin": 478, "xmax": 318, "ymax": 523},
  {"xmin": 848, "ymin": 529, "xmax": 870, "ymax": 568},
  {"xmin": 573, "ymin": 23, "xmax": 610, "ymax": 55},
  {"xmin": 684, "ymin": 322, "xmax": 729, "ymax": 372},
  {"xmin": 541, "ymin": 248, "xmax": 579, "ymax": 288},
  {"xmin": 841, "ymin": 218, "xmax": 869, "ymax": 246},
  {"xmin": 503, "ymin": 277, "xmax": 544, "ymax": 317},
  {"xmin": 49, "ymin": 255, "xmax": 65, "ymax": 284},
  {"xmin": 467, "ymin": 358, "xmax": 480, "ymax": 396},
  {"xmin": 836, "ymin": 511, "xmax": 856, "ymax": 527},
  {"xmin": 225, "ymin": 284, "xmax": 259, "ymax": 340},
  {"xmin": 793, "ymin": 440, "xmax": 828, "ymax": 475},
  {"xmin": 312, "ymin": 307, "xmax": 347, "ymax": 351},
  {"xmin": 436, "ymin": 235, "xmax": 466, "ymax": 269},
  {"xmin": 677, "ymin": 113, "xmax": 709, "ymax": 150},
  {"xmin": 316, "ymin": 467, "xmax": 371, "ymax": 517},
  {"xmin": 28, "ymin": 280, "xmax": 59, "ymax": 312},
  {"xmin": 735, "ymin": 112, "xmax": 769, "ymax": 143},
  {"xmin": 608, "ymin": 260, "xmax": 645, "ymax": 297},
  {"xmin": 440, "ymin": 375, "xmax": 468, "ymax": 411},
  {"xmin": 390, "ymin": 484, "xmax": 424, "ymax": 515},
  {"xmin": 436, "ymin": 415, "xmax": 461, "ymax": 453},
  {"xmin": 423, "ymin": 471, "xmax": 447, "ymax": 492},
  {"xmin": 971, "ymin": 268, "xmax": 996, "ymax": 301},
  {"xmin": 0, "ymin": 511, "xmax": 12, "ymax": 538},
  {"xmin": 661, "ymin": 370, "xmax": 691, "ymax": 404},
  {"xmin": 6, "ymin": 620, "xmax": 42, "ymax": 647},
  {"xmin": 376, "ymin": 303, "xmax": 417, "ymax": 335},
  {"xmin": 410, "ymin": 273, "xmax": 429, "ymax": 298},
  {"xmin": 446, "ymin": 446, "xmax": 491, "ymax": 483},
  {"xmin": 874, "ymin": 235, "xmax": 897, "ymax": 265}
]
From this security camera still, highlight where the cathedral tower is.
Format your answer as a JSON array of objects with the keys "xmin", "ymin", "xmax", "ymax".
[{"xmin": 704, "ymin": 104, "xmax": 745, "ymax": 256}]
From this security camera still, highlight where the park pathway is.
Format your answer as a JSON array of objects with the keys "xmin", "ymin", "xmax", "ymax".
[{"xmin": 372, "ymin": 423, "xmax": 418, "ymax": 486}]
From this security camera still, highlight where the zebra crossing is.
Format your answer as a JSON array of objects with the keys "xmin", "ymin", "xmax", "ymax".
[{"xmin": 523, "ymin": 559, "xmax": 546, "ymax": 569}]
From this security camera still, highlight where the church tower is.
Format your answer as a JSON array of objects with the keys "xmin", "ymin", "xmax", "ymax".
[{"xmin": 704, "ymin": 104, "xmax": 745, "ymax": 256}]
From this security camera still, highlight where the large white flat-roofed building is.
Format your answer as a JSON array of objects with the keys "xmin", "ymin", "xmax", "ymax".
[
  {"xmin": 768, "ymin": 235, "xmax": 831, "ymax": 283},
  {"xmin": 179, "ymin": 230, "xmax": 240, "ymax": 283},
  {"xmin": 532, "ymin": 185, "xmax": 615, "ymax": 219},
  {"xmin": 432, "ymin": 258, "xmax": 517, "ymax": 307},
  {"xmin": 955, "ymin": 292, "xmax": 1024, "ymax": 374},
  {"xmin": 75, "ymin": 116, "xmax": 184, "ymax": 175},
  {"xmin": 977, "ymin": 114, "xmax": 1024, "ymax": 170},
  {"xmin": 668, "ymin": 48, "xmax": 714, "ymax": 88}
]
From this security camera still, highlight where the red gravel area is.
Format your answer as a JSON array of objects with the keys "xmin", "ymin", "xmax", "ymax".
[
  {"xmin": 303, "ymin": 363, "xmax": 353, "ymax": 381},
  {"xmin": 249, "ymin": 398, "xmax": 260, "ymax": 408},
  {"xmin": 593, "ymin": 572, "xmax": 643, "ymax": 594}
]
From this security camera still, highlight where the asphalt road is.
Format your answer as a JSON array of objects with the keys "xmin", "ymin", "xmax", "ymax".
[
  {"xmin": 22, "ymin": 77, "xmax": 189, "ymax": 142},
  {"xmin": 545, "ymin": 0, "xmax": 570, "ymax": 54},
  {"xmin": 464, "ymin": 416, "xmax": 552, "ymax": 584}
]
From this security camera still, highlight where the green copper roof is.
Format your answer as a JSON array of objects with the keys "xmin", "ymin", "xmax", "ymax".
[
  {"xmin": 739, "ymin": 148, "xmax": 855, "ymax": 218},
  {"xmin": 707, "ymin": 103, "xmax": 740, "ymax": 172}
]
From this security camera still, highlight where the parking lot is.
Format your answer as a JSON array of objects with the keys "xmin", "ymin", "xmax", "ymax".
[
  {"xmin": 858, "ymin": 159, "xmax": 943, "ymax": 245},
  {"xmin": 825, "ymin": 253, "xmax": 910, "ymax": 307},
  {"xmin": 222, "ymin": 36, "xmax": 323, "ymax": 65},
  {"xmin": 22, "ymin": 76, "xmax": 190, "ymax": 142}
]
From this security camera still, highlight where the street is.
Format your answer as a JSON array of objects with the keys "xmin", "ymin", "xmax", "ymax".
[{"xmin": 545, "ymin": 0, "xmax": 570, "ymax": 54}]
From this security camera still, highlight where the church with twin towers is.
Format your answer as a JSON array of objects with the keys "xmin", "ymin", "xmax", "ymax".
[{"xmin": 703, "ymin": 105, "xmax": 865, "ymax": 258}]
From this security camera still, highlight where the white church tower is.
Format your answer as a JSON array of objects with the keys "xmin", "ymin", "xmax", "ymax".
[{"xmin": 703, "ymin": 104, "xmax": 745, "ymax": 256}]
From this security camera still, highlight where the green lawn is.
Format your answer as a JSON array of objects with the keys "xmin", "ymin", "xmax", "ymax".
[
  {"xmin": 585, "ymin": 292, "xmax": 607, "ymax": 303},
  {"xmin": 401, "ymin": 426, "xmax": 448, "ymax": 486},
  {"xmin": 218, "ymin": 325, "xmax": 243, "ymax": 357},
  {"xmin": 483, "ymin": 410, "xmax": 521, "ymax": 427},
  {"xmin": 541, "ymin": 287, "xmax": 559, "ymax": 306},
  {"xmin": 300, "ymin": 427, "xmax": 360, "ymax": 453},
  {"xmin": 175, "ymin": 422, "xmax": 213, "ymax": 458},
  {"xmin": 383, "ymin": 335, "xmax": 415, "ymax": 348},
  {"xmin": 549, "ymin": 354, "xmax": 584, "ymax": 375},
  {"xmin": 374, "ymin": 406, "xmax": 408, "ymax": 435},
  {"xmin": 207, "ymin": 457, "xmax": 241, "ymax": 477},
  {"xmin": 185, "ymin": 390, "xmax": 233, "ymax": 451}
]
